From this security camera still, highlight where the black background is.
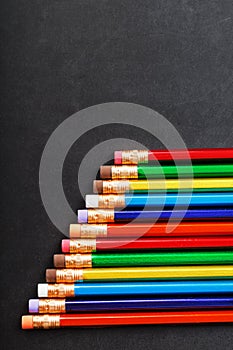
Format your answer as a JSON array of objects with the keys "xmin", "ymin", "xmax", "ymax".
[{"xmin": 1, "ymin": 1, "xmax": 233, "ymax": 349}]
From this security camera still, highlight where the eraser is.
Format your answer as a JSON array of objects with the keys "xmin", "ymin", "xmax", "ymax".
[
  {"xmin": 37, "ymin": 284, "xmax": 48, "ymax": 298},
  {"xmin": 93, "ymin": 180, "xmax": 103, "ymax": 193},
  {"xmin": 77, "ymin": 210, "xmax": 88, "ymax": 223},
  {"xmin": 53, "ymin": 255, "xmax": 65, "ymax": 268},
  {"xmin": 100, "ymin": 166, "xmax": 111, "ymax": 179},
  {"xmin": 70, "ymin": 224, "xmax": 81, "ymax": 238},
  {"xmin": 29, "ymin": 299, "xmax": 39, "ymax": 313},
  {"xmin": 114, "ymin": 151, "xmax": 122, "ymax": 164},
  {"xmin": 46, "ymin": 269, "xmax": 57, "ymax": 282},
  {"xmin": 86, "ymin": 195, "xmax": 99, "ymax": 208},
  {"xmin": 22, "ymin": 315, "xmax": 33, "ymax": 329},
  {"xmin": 62, "ymin": 239, "xmax": 70, "ymax": 253}
]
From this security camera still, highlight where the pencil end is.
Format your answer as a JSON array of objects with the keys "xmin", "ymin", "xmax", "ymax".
[
  {"xmin": 29, "ymin": 299, "xmax": 39, "ymax": 313},
  {"xmin": 53, "ymin": 255, "xmax": 65, "ymax": 268},
  {"xmin": 77, "ymin": 209, "xmax": 88, "ymax": 223},
  {"xmin": 62, "ymin": 239, "xmax": 70, "ymax": 252},
  {"xmin": 93, "ymin": 180, "xmax": 103, "ymax": 193},
  {"xmin": 37, "ymin": 283, "xmax": 48, "ymax": 297},
  {"xmin": 70, "ymin": 224, "xmax": 81, "ymax": 238},
  {"xmin": 22, "ymin": 315, "xmax": 33, "ymax": 329},
  {"xmin": 86, "ymin": 195, "xmax": 99, "ymax": 208},
  {"xmin": 100, "ymin": 166, "xmax": 111, "ymax": 179},
  {"xmin": 114, "ymin": 151, "xmax": 122, "ymax": 164},
  {"xmin": 46, "ymin": 268, "xmax": 57, "ymax": 282}
]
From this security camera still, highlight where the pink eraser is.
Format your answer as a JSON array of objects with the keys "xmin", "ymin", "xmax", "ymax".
[
  {"xmin": 62, "ymin": 239, "xmax": 70, "ymax": 253},
  {"xmin": 114, "ymin": 151, "xmax": 122, "ymax": 164},
  {"xmin": 29, "ymin": 299, "xmax": 39, "ymax": 313},
  {"xmin": 77, "ymin": 209, "xmax": 88, "ymax": 223}
]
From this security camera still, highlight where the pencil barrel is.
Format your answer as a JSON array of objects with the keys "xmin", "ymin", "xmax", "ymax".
[{"xmin": 54, "ymin": 251, "xmax": 233, "ymax": 268}]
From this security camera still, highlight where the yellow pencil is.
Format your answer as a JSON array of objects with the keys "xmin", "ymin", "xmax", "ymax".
[
  {"xmin": 94, "ymin": 177, "xmax": 233, "ymax": 193},
  {"xmin": 46, "ymin": 265, "xmax": 233, "ymax": 283}
]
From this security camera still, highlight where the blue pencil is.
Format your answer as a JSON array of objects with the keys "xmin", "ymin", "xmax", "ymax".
[
  {"xmin": 29, "ymin": 296, "xmax": 233, "ymax": 313},
  {"xmin": 78, "ymin": 208, "xmax": 233, "ymax": 223},
  {"xmin": 38, "ymin": 280, "xmax": 233, "ymax": 298},
  {"xmin": 86, "ymin": 193, "xmax": 233, "ymax": 208}
]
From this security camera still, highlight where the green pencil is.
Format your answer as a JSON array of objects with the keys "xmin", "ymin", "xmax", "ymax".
[
  {"xmin": 54, "ymin": 250, "xmax": 233, "ymax": 268},
  {"xmin": 100, "ymin": 164, "xmax": 233, "ymax": 179}
]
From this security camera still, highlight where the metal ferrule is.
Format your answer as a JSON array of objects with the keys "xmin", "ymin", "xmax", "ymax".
[
  {"xmin": 80, "ymin": 223, "xmax": 108, "ymax": 237},
  {"xmin": 98, "ymin": 195, "xmax": 126, "ymax": 208},
  {"xmin": 70, "ymin": 239, "xmax": 97, "ymax": 253},
  {"xmin": 38, "ymin": 299, "xmax": 66, "ymax": 313},
  {"xmin": 121, "ymin": 150, "xmax": 149, "ymax": 164},
  {"xmin": 87, "ymin": 210, "xmax": 114, "ymax": 224},
  {"xmin": 56, "ymin": 269, "xmax": 84, "ymax": 282},
  {"xmin": 47, "ymin": 284, "xmax": 75, "ymax": 298},
  {"xmin": 111, "ymin": 166, "xmax": 138, "ymax": 179},
  {"xmin": 64, "ymin": 254, "xmax": 92, "ymax": 269},
  {"xmin": 32, "ymin": 315, "xmax": 60, "ymax": 329},
  {"xmin": 102, "ymin": 180, "xmax": 130, "ymax": 194}
]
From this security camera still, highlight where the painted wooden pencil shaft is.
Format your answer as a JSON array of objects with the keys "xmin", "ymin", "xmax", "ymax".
[
  {"xmin": 94, "ymin": 178, "xmax": 233, "ymax": 194},
  {"xmin": 22, "ymin": 310, "xmax": 233, "ymax": 329},
  {"xmin": 47, "ymin": 265, "xmax": 233, "ymax": 283},
  {"xmin": 85, "ymin": 193, "xmax": 233, "ymax": 209},
  {"xmin": 100, "ymin": 164, "xmax": 233, "ymax": 179},
  {"xmin": 77, "ymin": 209, "xmax": 233, "ymax": 224},
  {"xmin": 29, "ymin": 296, "xmax": 233, "ymax": 314},
  {"xmin": 37, "ymin": 281, "xmax": 233, "ymax": 298},
  {"xmin": 70, "ymin": 221, "xmax": 233, "ymax": 238},
  {"xmin": 54, "ymin": 250, "xmax": 233, "ymax": 268},
  {"xmin": 114, "ymin": 149, "xmax": 233, "ymax": 164},
  {"xmin": 62, "ymin": 236, "xmax": 233, "ymax": 253}
]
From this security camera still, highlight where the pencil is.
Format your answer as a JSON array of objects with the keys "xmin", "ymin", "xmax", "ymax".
[
  {"xmin": 86, "ymin": 193, "xmax": 233, "ymax": 209},
  {"xmin": 53, "ymin": 250, "xmax": 233, "ymax": 268},
  {"xmin": 22, "ymin": 310, "xmax": 233, "ymax": 329},
  {"xmin": 62, "ymin": 236, "xmax": 233, "ymax": 253},
  {"xmin": 47, "ymin": 265, "xmax": 233, "ymax": 283},
  {"xmin": 29, "ymin": 296, "xmax": 233, "ymax": 313},
  {"xmin": 22, "ymin": 309, "xmax": 233, "ymax": 329},
  {"xmin": 72, "ymin": 222, "xmax": 233, "ymax": 238},
  {"xmin": 37, "ymin": 280, "xmax": 233, "ymax": 298},
  {"xmin": 114, "ymin": 148, "xmax": 233, "ymax": 165},
  {"xmin": 77, "ymin": 209, "xmax": 233, "ymax": 224},
  {"xmin": 100, "ymin": 164, "xmax": 233, "ymax": 180},
  {"xmin": 94, "ymin": 178, "xmax": 233, "ymax": 194}
]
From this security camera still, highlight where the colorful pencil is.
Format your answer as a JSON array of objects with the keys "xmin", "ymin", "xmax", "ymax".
[
  {"xmin": 29, "ymin": 296, "xmax": 233, "ymax": 314},
  {"xmin": 22, "ymin": 146, "xmax": 233, "ymax": 329},
  {"xmin": 94, "ymin": 178, "xmax": 233, "ymax": 194},
  {"xmin": 72, "ymin": 222, "xmax": 233, "ymax": 238},
  {"xmin": 77, "ymin": 209, "xmax": 233, "ymax": 224},
  {"xmin": 114, "ymin": 148, "xmax": 233, "ymax": 165},
  {"xmin": 85, "ymin": 193, "xmax": 233, "ymax": 209},
  {"xmin": 47, "ymin": 265, "xmax": 233, "ymax": 283},
  {"xmin": 22, "ymin": 310, "xmax": 233, "ymax": 329},
  {"xmin": 22, "ymin": 309, "xmax": 233, "ymax": 329},
  {"xmin": 100, "ymin": 164, "xmax": 233, "ymax": 180},
  {"xmin": 53, "ymin": 250, "xmax": 233, "ymax": 268},
  {"xmin": 62, "ymin": 236, "xmax": 233, "ymax": 253},
  {"xmin": 37, "ymin": 280, "xmax": 233, "ymax": 298}
]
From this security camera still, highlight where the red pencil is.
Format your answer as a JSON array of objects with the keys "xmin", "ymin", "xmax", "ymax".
[
  {"xmin": 62, "ymin": 236, "xmax": 233, "ymax": 253},
  {"xmin": 69, "ymin": 222, "xmax": 233, "ymax": 238},
  {"xmin": 22, "ymin": 310, "xmax": 233, "ymax": 329},
  {"xmin": 115, "ymin": 148, "xmax": 233, "ymax": 164}
]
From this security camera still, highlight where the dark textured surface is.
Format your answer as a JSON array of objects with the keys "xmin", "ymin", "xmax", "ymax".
[{"xmin": 1, "ymin": 1, "xmax": 233, "ymax": 349}]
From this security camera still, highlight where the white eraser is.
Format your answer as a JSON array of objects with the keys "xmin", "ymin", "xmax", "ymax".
[
  {"xmin": 37, "ymin": 283, "xmax": 48, "ymax": 297},
  {"xmin": 85, "ymin": 194, "xmax": 99, "ymax": 208}
]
